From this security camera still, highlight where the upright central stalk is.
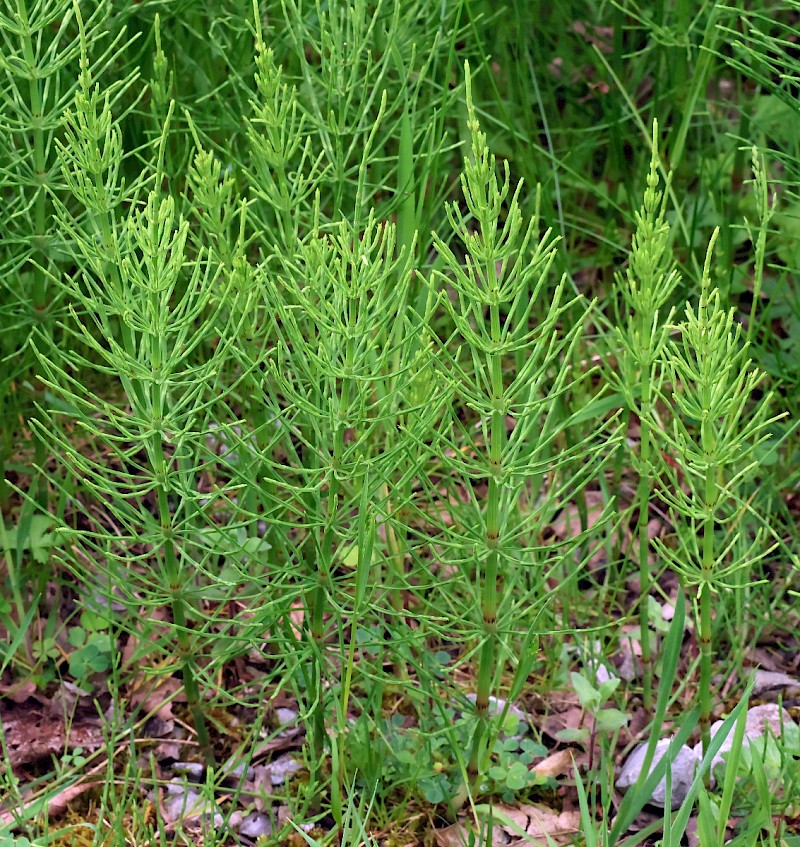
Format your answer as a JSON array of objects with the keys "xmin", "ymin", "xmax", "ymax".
[
  {"xmin": 637, "ymin": 369, "xmax": 654, "ymax": 711},
  {"xmin": 15, "ymin": 0, "xmax": 54, "ymax": 508},
  {"xmin": 698, "ymin": 416, "xmax": 717, "ymax": 763},
  {"xmin": 147, "ymin": 285, "xmax": 214, "ymax": 767},
  {"xmin": 613, "ymin": 121, "xmax": 680, "ymax": 713},
  {"xmin": 437, "ymin": 64, "xmax": 601, "ymax": 813},
  {"xmin": 468, "ymin": 292, "xmax": 506, "ymax": 784},
  {"xmin": 306, "ymin": 287, "xmax": 356, "ymax": 804}
]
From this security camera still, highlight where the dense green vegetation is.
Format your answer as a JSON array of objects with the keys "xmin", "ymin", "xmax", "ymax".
[{"xmin": 1, "ymin": 1, "xmax": 799, "ymax": 844}]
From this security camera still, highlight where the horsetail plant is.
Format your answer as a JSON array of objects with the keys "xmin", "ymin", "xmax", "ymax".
[
  {"xmin": 0, "ymin": 0, "xmax": 124, "ymax": 508},
  {"xmin": 252, "ymin": 208, "xmax": 441, "ymax": 816},
  {"xmin": 245, "ymin": 9, "xmax": 325, "ymax": 254},
  {"xmin": 35, "ymin": 194, "xmax": 251, "ymax": 767},
  {"xmin": 428, "ymin": 64, "xmax": 620, "ymax": 804},
  {"xmin": 0, "ymin": 0, "xmax": 73, "ymax": 492},
  {"xmin": 30, "ymin": 69, "xmax": 273, "ymax": 765},
  {"xmin": 228, "ymin": 4, "xmax": 464, "ymax": 811},
  {"xmin": 611, "ymin": 121, "xmax": 680, "ymax": 711},
  {"xmin": 744, "ymin": 146, "xmax": 775, "ymax": 347},
  {"xmin": 650, "ymin": 230, "xmax": 783, "ymax": 761}
]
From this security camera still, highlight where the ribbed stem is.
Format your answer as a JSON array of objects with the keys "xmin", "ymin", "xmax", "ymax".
[
  {"xmin": 637, "ymin": 403, "xmax": 653, "ymax": 712},
  {"xmin": 159, "ymin": 487, "xmax": 214, "ymax": 766},
  {"xmin": 148, "ymin": 279, "xmax": 214, "ymax": 766},
  {"xmin": 308, "ymin": 568, "xmax": 329, "ymax": 794},
  {"xmin": 307, "ymin": 294, "xmax": 357, "ymax": 802},
  {"xmin": 698, "ymin": 446, "xmax": 716, "ymax": 771},
  {"xmin": 17, "ymin": 0, "xmax": 51, "ymax": 507},
  {"xmin": 698, "ymin": 580, "xmax": 713, "ymax": 764},
  {"xmin": 467, "ymin": 294, "xmax": 505, "ymax": 789}
]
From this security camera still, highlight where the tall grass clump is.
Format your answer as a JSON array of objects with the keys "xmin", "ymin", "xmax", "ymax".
[
  {"xmin": 0, "ymin": 3, "xmax": 142, "ymax": 492},
  {"xmin": 244, "ymin": 0, "xmax": 460, "ymax": 249},
  {"xmin": 0, "ymin": 0, "xmax": 75, "ymax": 489}
]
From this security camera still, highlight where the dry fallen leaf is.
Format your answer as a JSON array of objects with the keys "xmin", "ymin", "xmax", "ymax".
[
  {"xmin": 0, "ymin": 779, "xmax": 101, "ymax": 826},
  {"xmin": 128, "ymin": 674, "xmax": 183, "ymax": 722},
  {"xmin": 549, "ymin": 491, "xmax": 607, "ymax": 541},
  {"xmin": 541, "ymin": 705, "xmax": 589, "ymax": 741},
  {"xmin": 435, "ymin": 804, "xmax": 581, "ymax": 847},
  {"xmin": 531, "ymin": 748, "xmax": 575, "ymax": 779},
  {"xmin": 500, "ymin": 804, "xmax": 582, "ymax": 843},
  {"xmin": 434, "ymin": 822, "xmax": 492, "ymax": 847},
  {"xmin": 0, "ymin": 677, "xmax": 38, "ymax": 704},
  {"xmin": 0, "ymin": 704, "xmax": 104, "ymax": 769},
  {"xmin": 289, "ymin": 600, "xmax": 304, "ymax": 640}
]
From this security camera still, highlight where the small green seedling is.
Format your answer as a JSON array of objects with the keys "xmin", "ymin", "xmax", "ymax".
[{"xmin": 558, "ymin": 671, "xmax": 630, "ymax": 745}]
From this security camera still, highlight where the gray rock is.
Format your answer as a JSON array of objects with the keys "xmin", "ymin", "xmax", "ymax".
[
  {"xmin": 697, "ymin": 703, "xmax": 799, "ymax": 785},
  {"xmin": 617, "ymin": 738, "xmax": 699, "ymax": 809},
  {"xmin": 276, "ymin": 707, "xmax": 299, "ymax": 726},
  {"xmin": 267, "ymin": 754, "xmax": 302, "ymax": 784},
  {"xmin": 172, "ymin": 761, "xmax": 205, "ymax": 780},
  {"xmin": 239, "ymin": 811, "xmax": 272, "ymax": 837},
  {"xmin": 751, "ymin": 670, "xmax": 800, "ymax": 698},
  {"xmin": 162, "ymin": 783, "xmax": 223, "ymax": 827}
]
